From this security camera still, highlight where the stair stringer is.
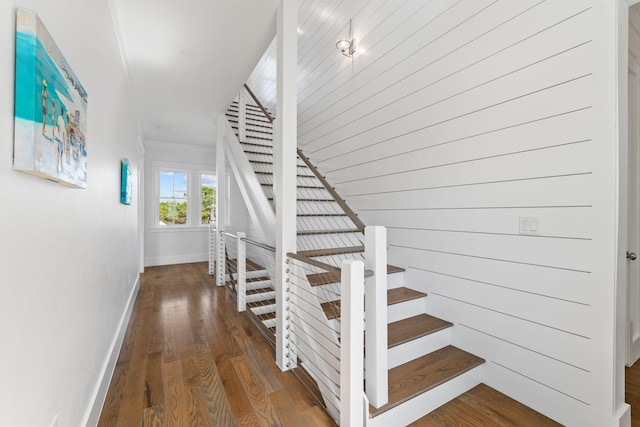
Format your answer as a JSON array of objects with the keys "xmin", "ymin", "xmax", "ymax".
[{"xmin": 220, "ymin": 117, "xmax": 275, "ymax": 246}]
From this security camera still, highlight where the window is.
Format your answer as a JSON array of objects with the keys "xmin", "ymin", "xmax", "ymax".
[
  {"xmin": 200, "ymin": 173, "xmax": 216, "ymax": 225},
  {"xmin": 159, "ymin": 170, "xmax": 189, "ymax": 225},
  {"xmin": 152, "ymin": 163, "xmax": 217, "ymax": 229}
]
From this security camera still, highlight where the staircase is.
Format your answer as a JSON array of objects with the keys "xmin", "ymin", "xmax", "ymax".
[{"xmin": 222, "ymin": 94, "xmax": 486, "ymax": 426}]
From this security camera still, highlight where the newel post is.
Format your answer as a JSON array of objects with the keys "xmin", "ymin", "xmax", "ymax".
[
  {"xmin": 340, "ymin": 259, "xmax": 365, "ymax": 427},
  {"xmin": 274, "ymin": 0, "xmax": 297, "ymax": 371},
  {"xmin": 365, "ymin": 225, "xmax": 388, "ymax": 407},
  {"xmin": 215, "ymin": 229, "xmax": 226, "ymax": 287},
  {"xmin": 237, "ymin": 232, "xmax": 246, "ymax": 312}
]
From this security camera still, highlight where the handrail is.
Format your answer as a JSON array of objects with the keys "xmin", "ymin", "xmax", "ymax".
[
  {"xmin": 297, "ymin": 149, "xmax": 366, "ymax": 233},
  {"xmin": 244, "ymin": 84, "xmax": 275, "ymax": 123},
  {"xmin": 287, "ymin": 252, "xmax": 341, "ymax": 275},
  {"xmin": 287, "ymin": 252, "xmax": 373, "ymax": 277},
  {"xmin": 241, "ymin": 237, "xmax": 276, "ymax": 252}
]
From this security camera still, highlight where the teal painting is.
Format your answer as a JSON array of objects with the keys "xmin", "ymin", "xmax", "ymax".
[
  {"xmin": 14, "ymin": 8, "xmax": 88, "ymax": 188},
  {"xmin": 120, "ymin": 158, "xmax": 132, "ymax": 205}
]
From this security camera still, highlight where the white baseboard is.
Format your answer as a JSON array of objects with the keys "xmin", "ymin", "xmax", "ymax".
[
  {"xmin": 144, "ymin": 253, "xmax": 208, "ymax": 267},
  {"xmin": 82, "ymin": 275, "xmax": 140, "ymax": 427}
]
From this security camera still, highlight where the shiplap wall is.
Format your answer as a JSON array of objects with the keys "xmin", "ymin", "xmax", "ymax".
[{"xmin": 245, "ymin": 1, "xmax": 624, "ymax": 425}]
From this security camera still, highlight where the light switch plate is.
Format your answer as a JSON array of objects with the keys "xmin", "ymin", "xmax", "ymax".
[{"xmin": 519, "ymin": 217, "xmax": 539, "ymax": 235}]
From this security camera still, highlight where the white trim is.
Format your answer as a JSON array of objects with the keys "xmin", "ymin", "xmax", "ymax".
[
  {"xmin": 82, "ymin": 275, "xmax": 140, "ymax": 427},
  {"xmin": 145, "ymin": 139, "xmax": 215, "ymax": 153},
  {"xmin": 144, "ymin": 253, "xmax": 209, "ymax": 267},
  {"xmin": 614, "ymin": 2, "xmax": 633, "ymax": 425},
  {"xmin": 149, "ymin": 226, "xmax": 209, "ymax": 233},
  {"xmin": 150, "ymin": 159, "xmax": 213, "ymax": 171}
]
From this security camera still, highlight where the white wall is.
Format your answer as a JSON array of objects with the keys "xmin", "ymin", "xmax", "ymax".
[
  {"xmin": 0, "ymin": 1, "xmax": 141, "ymax": 426},
  {"xmin": 248, "ymin": 0, "xmax": 625, "ymax": 425}
]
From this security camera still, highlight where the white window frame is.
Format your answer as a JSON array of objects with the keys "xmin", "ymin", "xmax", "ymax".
[
  {"xmin": 151, "ymin": 161, "xmax": 218, "ymax": 232},
  {"xmin": 155, "ymin": 167, "xmax": 191, "ymax": 227}
]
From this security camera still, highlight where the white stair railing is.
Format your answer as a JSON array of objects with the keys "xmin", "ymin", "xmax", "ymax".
[
  {"xmin": 219, "ymin": 85, "xmax": 391, "ymax": 422},
  {"xmin": 285, "ymin": 253, "xmax": 368, "ymax": 425}
]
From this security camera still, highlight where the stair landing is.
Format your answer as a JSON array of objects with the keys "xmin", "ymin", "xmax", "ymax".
[
  {"xmin": 370, "ymin": 345, "xmax": 484, "ymax": 417},
  {"xmin": 409, "ymin": 383, "xmax": 561, "ymax": 426}
]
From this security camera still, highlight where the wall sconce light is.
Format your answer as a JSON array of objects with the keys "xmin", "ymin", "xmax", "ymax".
[{"xmin": 336, "ymin": 19, "xmax": 356, "ymax": 57}]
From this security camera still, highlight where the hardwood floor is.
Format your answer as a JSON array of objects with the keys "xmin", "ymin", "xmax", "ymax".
[
  {"xmin": 97, "ymin": 263, "xmax": 335, "ymax": 427},
  {"xmin": 628, "ymin": 360, "xmax": 640, "ymax": 427},
  {"xmin": 101, "ymin": 262, "xmax": 639, "ymax": 426},
  {"xmin": 410, "ymin": 384, "xmax": 561, "ymax": 426}
]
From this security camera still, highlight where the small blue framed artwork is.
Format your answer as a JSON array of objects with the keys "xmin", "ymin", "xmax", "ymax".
[
  {"xmin": 121, "ymin": 158, "xmax": 132, "ymax": 205},
  {"xmin": 14, "ymin": 8, "xmax": 88, "ymax": 188}
]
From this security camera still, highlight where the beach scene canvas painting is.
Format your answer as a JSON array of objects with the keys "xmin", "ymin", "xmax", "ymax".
[{"xmin": 14, "ymin": 8, "xmax": 88, "ymax": 188}]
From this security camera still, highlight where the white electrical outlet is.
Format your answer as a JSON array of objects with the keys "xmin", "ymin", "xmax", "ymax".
[{"xmin": 50, "ymin": 415, "xmax": 58, "ymax": 427}]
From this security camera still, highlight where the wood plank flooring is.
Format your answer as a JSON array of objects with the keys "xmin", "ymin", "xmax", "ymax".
[
  {"xmin": 97, "ymin": 263, "xmax": 335, "ymax": 427},
  {"xmin": 410, "ymin": 384, "xmax": 561, "ymax": 426},
  {"xmin": 99, "ymin": 262, "xmax": 640, "ymax": 426},
  {"xmin": 627, "ymin": 360, "xmax": 640, "ymax": 427}
]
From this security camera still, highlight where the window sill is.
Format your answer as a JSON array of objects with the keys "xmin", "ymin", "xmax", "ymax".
[{"xmin": 149, "ymin": 226, "xmax": 210, "ymax": 233}]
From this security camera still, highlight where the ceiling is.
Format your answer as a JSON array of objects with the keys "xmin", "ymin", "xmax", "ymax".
[{"xmin": 111, "ymin": 0, "xmax": 279, "ymax": 146}]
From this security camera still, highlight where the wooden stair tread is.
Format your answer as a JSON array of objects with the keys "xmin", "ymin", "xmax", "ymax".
[
  {"xmin": 388, "ymin": 287, "xmax": 425, "ymax": 305},
  {"xmin": 309, "ymin": 265, "xmax": 407, "ymax": 287},
  {"xmin": 321, "ymin": 287, "xmax": 426, "ymax": 320},
  {"xmin": 297, "ymin": 228, "xmax": 359, "ymax": 236},
  {"xmin": 246, "ymin": 287, "xmax": 274, "ymax": 296},
  {"xmin": 388, "ymin": 314, "xmax": 452, "ymax": 348},
  {"xmin": 387, "ymin": 265, "xmax": 405, "ymax": 274},
  {"xmin": 244, "ymin": 150, "xmax": 274, "ymax": 155},
  {"xmin": 261, "ymin": 183, "xmax": 325, "ymax": 190},
  {"xmin": 297, "ymin": 213, "xmax": 348, "ymax": 217},
  {"xmin": 226, "ymin": 258, "xmax": 265, "ymax": 274},
  {"xmin": 244, "ymin": 276, "xmax": 271, "ymax": 284},
  {"xmin": 408, "ymin": 383, "xmax": 561, "ymax": 426},
  {"xmin": 247, "ymin": 298, "xmax": 275, "ymax": 309},
  {"xmin": 370, "ymin": 346, "xmax": 485, "ymax": 417},
  {"xmin": 258, "ymin": 311, "xmax": 276, "ymax": 321},
  {"xmin": 240, "ymin": 141, "xmax": 273, "ymax": 148},
  {"xmin": 298, "ymin": 246, "xmax": 364, "ymax": 258}
]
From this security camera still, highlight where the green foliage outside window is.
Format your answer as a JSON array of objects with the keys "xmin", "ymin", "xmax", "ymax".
[
  {"xmin": 201, "ymin": 183, "xmax": 216, "ymax": 224},
  {"xmin": 159, "ymin": 199, "xmax": 187, "ymax": 224}
]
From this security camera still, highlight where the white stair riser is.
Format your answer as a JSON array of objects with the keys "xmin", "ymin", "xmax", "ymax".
[
  {"xmin": 263, "ymin": 187, "xmax": 330, "ymax": 200},
  {"xmin": 246, "ymin": 269, "xmax": 268, "ymax": 279},
  {"xmin": 313, "ymin": 283, "xmax": 341, "ymax": 302},
  {"xmin": 297, "ymin": 216, "xmax": 358, "ymax": 233},
  {"xmin": 245, "ymin": 280, "xmax": 273, "ymax": 291},
  {"xmin": 246, "ymin": 291, "xmax": 276, "ymax": 304},
  {"xmin": 387, "ymin": 328, "xmax": 451, "ymax": 369},
  {"xmin": 262, "ymin": 318, "xmax": 276, "ymax": 329},
  {"xmin": 296, "ymin": 201, "xmax": 345, "ymax": 215},
  {"xmin": 386, "ymin": 271, "xmax": 404, "ymax": 289},
  {"xmin": 297, "ymin": 233, "xmax": 363, "ymax": 251},
  {"xmin": 250, "ymin": 304, "xmax": 276, "ymax": 315},
  {"xmin": 367, "ymin": 365, "xmax": 485, "ymax": 427},
  {"xmin": 312, "ymin": 272, "xmax": 402, "ymax": 301},
  {"xmin": 387, "ymin": 297, "xmax": 427, "ymax": 323}
]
